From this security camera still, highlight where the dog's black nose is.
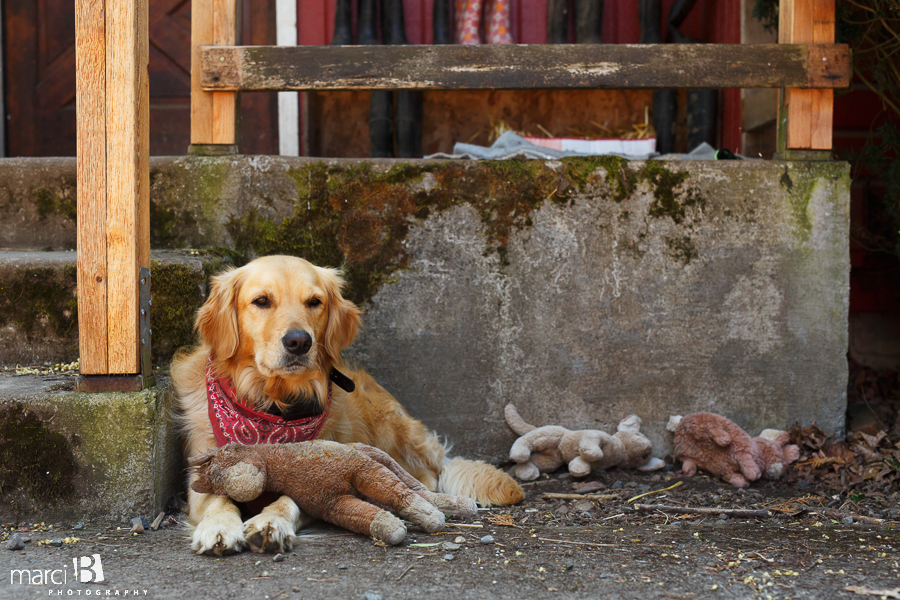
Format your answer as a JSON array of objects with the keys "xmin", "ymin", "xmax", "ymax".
[{"xmin": 282, "ymin": 329, "xmax": 313, "ymax": 355}]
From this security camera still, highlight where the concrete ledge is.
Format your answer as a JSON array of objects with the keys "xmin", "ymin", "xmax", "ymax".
[
  {"xmin": 0, "ymin": 250, "xmax": 228, "ymax": 367},
  {"xmin": 0, "ymin": 374, "xmax": 180, "ymax": 523}
]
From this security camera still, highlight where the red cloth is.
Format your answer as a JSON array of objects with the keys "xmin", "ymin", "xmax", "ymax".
[{"xmin": 206, "ymin": 357, "xmax": 331, "ymax": 447}]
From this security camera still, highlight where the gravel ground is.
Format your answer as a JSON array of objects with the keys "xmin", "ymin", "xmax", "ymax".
[{"xmin": 2, "ymin": 468, "xmax": 899, "ymax": 600}]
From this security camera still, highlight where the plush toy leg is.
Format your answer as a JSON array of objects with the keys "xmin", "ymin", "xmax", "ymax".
[
  {"xmin": 568, "ymin": 456, "xmax": 592, "ymax": 478},
  {"xmin": 514, "ymin": 462, "xmax": 540, "ymax": 481},
  {"xmin": 351, "ymin": 470, "xmax": 446, "ymax": 533},
  {"xmin": 325, "ymin": 495, "xmax": 407, "ymax": 545},
  {"xmin": 681, "ymin": 458, "xmax": 698, "ymax": 477},
  {"xmin": 351, "ymin": 444, "xmax": 477, "ymax": 517},
  {"xmin": 243, "ymin": 495, "xmax": 301, "ymax": 554}
]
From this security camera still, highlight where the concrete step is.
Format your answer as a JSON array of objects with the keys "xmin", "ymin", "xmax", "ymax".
[
  {"xmin": 0, "ymin": 373, "xmax": 180, "ymax": 522},
  {"xmin": 0, "ymin": 249, "xmax": 230, "ymax": 368}
]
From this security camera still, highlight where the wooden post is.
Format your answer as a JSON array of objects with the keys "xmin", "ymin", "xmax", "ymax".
[
  {"xmin": 75, "ymin": 0, "xmax": 152, "ymax": 391},
  {"xmin": 777, "ymin": 0, "xmax": 835, "ymax": 156},
  {"xmin": 191, "ymin": 0, "xmax": 240, "ymax": 154}
]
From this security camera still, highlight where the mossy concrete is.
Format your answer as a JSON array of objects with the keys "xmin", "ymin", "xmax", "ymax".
[
  {"xmin": 0, "ymin": 250, "xmax": 224, "ymax": 367},
  {"xmin": 0, "ymin": 374, "xmax": 180, "ymax": 523},
  {"xmin": 0, "ymin": 156, "xmax": 850, "ymax": 462}
]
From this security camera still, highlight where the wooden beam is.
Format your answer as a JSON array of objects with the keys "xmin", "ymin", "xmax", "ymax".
[
  {"xmin": 200, "ymin": 43, "xmax": 850, "ymax": 92},
  {"xmin": 192, "ymin": 0, "xmax": 239, "ymax": 146},
  {"xmin": 75, "ymin": 0, "xmax": 108, "ymax": 374},
  {"xmin": 105, "ymin": 0, "xmax": 149, "ymax": 374},
  {"xmin": 778, "ymin": 0, "xmax": 835, "ymax": 150}
]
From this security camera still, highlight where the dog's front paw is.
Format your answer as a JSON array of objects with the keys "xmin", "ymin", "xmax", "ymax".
[
  {"xmin": 192, "ymin": 512, "xmax": 247, "ymax": 556},
  {"xmin": 243, "ymin": 513, "xmax": 298, "ymax": 554}
]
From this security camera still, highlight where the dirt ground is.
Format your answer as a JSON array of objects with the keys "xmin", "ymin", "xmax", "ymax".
[
  {"xmin": 2, "ymin": 468, "xmax": 899, "ymax": 600},
  {"xmin": 2, "ymin": 359, "xmax": 899, "ymax": 599}
]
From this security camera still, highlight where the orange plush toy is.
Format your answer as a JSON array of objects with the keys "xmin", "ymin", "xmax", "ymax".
[{"xmin": 667, "ymin": 413, "xmax": 800, "ymax": 488}]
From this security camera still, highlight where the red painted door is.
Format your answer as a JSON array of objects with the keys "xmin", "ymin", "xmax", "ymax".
[{"xmin": 4, "ymin": 0, "xmax": 278, "ymax": 157}]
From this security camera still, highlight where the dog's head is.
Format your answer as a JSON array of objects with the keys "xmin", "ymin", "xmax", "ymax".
[{"xmin": 197, "ymin": 255, "xmax": 360, "ymax": 406}]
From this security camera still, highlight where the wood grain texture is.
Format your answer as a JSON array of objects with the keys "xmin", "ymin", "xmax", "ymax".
[
  {"xmin": 200, "ymin": 44, "xmax": 850, "ymax": 91},
  {"xmin": 211, "ymin": 0, "xmax": 237, "ymax": 143},
  {"xmin": 780, "ymin": 0, "xmax": 834, "ymax": 150},
  {"xmin": 191, "ymin": 0, "xmax": 215, "ymax": 144},
  {"xmin": 105, "ymin": 0, "xmax": 147, "ymax": 373},
  {"xmin": 75, "ymin": 0, "xmax": 108, "ymax": 374}
]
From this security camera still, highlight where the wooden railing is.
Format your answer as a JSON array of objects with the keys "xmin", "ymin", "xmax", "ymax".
[{"xmin": 73, "ymin": 0, "xmax": 848, "ymax": 388}]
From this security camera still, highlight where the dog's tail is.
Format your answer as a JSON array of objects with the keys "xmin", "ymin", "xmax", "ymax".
[{"xmin": 439, "ymin": 457, "xmax": 525, "ymax": 507}]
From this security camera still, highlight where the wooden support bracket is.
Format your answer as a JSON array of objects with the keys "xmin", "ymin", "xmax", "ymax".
[
  {"xmin": 777, "ymin": 0, "xmax": 837, "ymax": 153},
  {"xmin": 191, "ymin": 0, "xmax": 240, "ymax": 151},
  {"xmin": 75, "ymin": 0, "xmax": 151, "ymax": 388}
]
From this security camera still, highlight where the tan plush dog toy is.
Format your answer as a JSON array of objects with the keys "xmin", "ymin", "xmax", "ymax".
[
  {"xmin": 189, "ymin": 441, "xmax": 477, "ymax": 546},
  {"xmin": 667, "ymin": 412, "xmax": 800, "ymax": 488},
  {"xmin": 504, "ymin": 404, "xmax": 664, "ymax": 480}
]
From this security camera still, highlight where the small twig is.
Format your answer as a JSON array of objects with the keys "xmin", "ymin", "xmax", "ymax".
[
  {"xmin": 633, "ymin": 504, "xmax": 770, "ymax": 519},
  {"xmin": 822, "ymin": 508, "xmax": 885, "ymax": 524},
  {"xmin": 395, "ymin": 565, "xmax": 414, "ymax": 581},
  {"xmin": 542, "ymin": 493, "xmax": 620, "ymax": 501},
  {"xmin": 306, "ymin": 577, "xmax": 338, "ymax": 583},
  {"xmin": 150, "ymin": 512, "xmax": 165, "ymax": 531},
  {"xmin": 602, "ymin": 513, "xmax": 625, "ymax": 521},
  {"xmin": 446, "ymin": 523, "xmax": 483, "ymax": 529},
  {"xmin": 626, "ymin": 481, "xmax": 683, "ymax": 504},
  {"xmin": 537, "ymin": 537, "xmax": 615, "ymax": 548}
]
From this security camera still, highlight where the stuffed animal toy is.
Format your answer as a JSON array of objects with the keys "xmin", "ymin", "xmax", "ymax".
[
  {"xmin": 189, "ymin": 441, "xmax": 477, "ymax": 546},
  {"xmin": 667, "ymin": 413, "xmax": 800, "ymax": 487},
  {"xmin": 504, "ymin": 404, "xmax": 664, "ymax": 480}
]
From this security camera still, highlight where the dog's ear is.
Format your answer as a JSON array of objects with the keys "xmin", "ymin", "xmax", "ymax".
[
  {"xmin": 317, "ymin": 266, "xmax": 361, "ymax": 362},
  {"xmin": 197, "ymin": 267, "xmax": 243, "ymax": 360},
  {"xmin": 191, "ymin": 476, "xmax": 216, "ymax": 495}
]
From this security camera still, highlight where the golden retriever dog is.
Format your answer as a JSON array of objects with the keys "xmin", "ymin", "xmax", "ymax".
[{"xmin": 171, "ymin": 255, "xmax": 524, "ymax": 555}]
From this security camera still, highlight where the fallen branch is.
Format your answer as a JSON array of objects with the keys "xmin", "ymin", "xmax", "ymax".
[
  {"xmin": 632, "ymin": 504, "xmax": 770, "ymax": 519},
  {"xmin": 537, "ymin": 537, "xmax": 615, "ymax": 548},
  {"xmin": 845, "ymin": 585, "xmax": 900, "ymax": 599},
  {"xmin": 542, "ymin": 493, "xmax": 620, "ymax": 501},
  {"xmin": 822, "ymin": 508, "xmax": 885, "ymax": 525}
]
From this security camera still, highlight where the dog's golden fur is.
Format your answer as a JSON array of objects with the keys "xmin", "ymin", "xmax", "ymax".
[{"xmin": 172, "ymin": 255, "xmax": 523, "ymax": 555}]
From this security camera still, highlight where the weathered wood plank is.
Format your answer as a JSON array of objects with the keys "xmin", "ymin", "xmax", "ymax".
[
  {"xmin": 200, "ymin": 43, "xmax": 850, "ymax": 91},
  {"xmin": 211, "ymin": 0, "xmax": 237, "ymax": 144},
  {"xmin": 191, "ymin": 0, "xmax": 215, "ymax": 144},
  {"xmin": 75, "ymin": 0, "xmax": 108, "ymax": 374},
  {"xmin": 779, "ymin": 0, "xmax": 834, "ymax": 150},
  {"xmin": 105, "ymin": 0, "xmax": 147, "ymax": 374}
]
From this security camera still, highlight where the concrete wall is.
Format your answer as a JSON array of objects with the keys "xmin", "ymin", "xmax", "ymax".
[
  {"xmin": 0, "ymin": 156, "xmax": 850, "ymax": 462},
  {"xmin": 343, "ymin": 161, "xmax": 850, "ymax": 461}
]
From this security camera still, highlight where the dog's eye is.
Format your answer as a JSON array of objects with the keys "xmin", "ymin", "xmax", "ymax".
[
  {"xmin": 307, "ymin": 298, "xmax": 322, "ymax": 308},
  {"xmin": 252, "ymin": 297, "xmax": 270, "ymax": 308}
]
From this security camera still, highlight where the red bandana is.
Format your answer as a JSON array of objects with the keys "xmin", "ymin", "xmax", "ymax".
[{"xmin": 206, "ymin": 358, "xmax": 331, "ymax": 447}]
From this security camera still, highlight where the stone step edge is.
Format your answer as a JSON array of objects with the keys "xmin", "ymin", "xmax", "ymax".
[{"xmin": 0, "ymin": 249, "xmax": 232, "ymax": 369}]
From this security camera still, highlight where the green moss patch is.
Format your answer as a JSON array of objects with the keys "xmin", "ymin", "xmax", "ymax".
[
  {"xmin": 0, "ymin": 265, "xmax": 78, "ymax": 345},
  {"xmin": 0, "ymin": 402, "xmax": 77, "ymax": 517},
  {"xmin": 227, "ymin": 159, "xmax": 565, "ymax": 304},
  {"xmin": 148, "ymin": 261, "xmax": 208, "ymax": 364},
  {"xmin": 32, "ymin": 182, "xmax": 77, "ymax": 223}
]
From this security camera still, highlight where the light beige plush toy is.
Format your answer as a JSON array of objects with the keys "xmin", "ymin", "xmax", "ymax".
[{"xmin": 504, "ymin": 404, "xmax": 664, "ymax": 480}]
